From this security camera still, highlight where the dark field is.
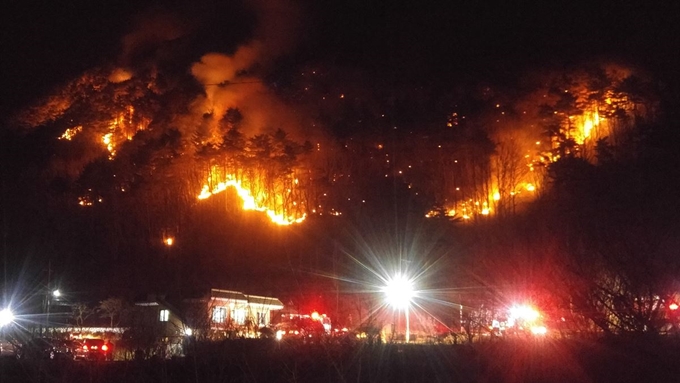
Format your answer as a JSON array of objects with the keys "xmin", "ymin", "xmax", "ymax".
[{"xmin": 1, "ymin": 337, "xmax": 679, "ymax": 383}]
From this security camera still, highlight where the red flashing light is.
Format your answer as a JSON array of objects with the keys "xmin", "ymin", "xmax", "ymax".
[
  {"xmin": 670, "ymin": 303, "xmax": 679, "ymax": 311},
  {"xmin": 311, "ymin": 312, "xmax": 320, "ymax": 320},
  {"xmin": 102, "ymin": 344, "xmax": 108, "ymax": 351}
]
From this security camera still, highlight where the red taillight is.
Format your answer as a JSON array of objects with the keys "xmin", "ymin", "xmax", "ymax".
[{"xmin": 102, "ymin": 345, "xmax": 108, "ymax": 351}]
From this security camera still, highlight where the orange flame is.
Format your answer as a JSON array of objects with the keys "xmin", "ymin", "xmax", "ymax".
[
  {"xmin": 100, "ymin": 107, "xmax": 148, "ymax": 159},
  {"xmin": 198, "ymin": 174, "xmax": 306, "ymax": 225}
]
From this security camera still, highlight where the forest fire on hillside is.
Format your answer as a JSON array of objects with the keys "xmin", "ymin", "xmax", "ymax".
[
  {"xmin": 423, "ymin": 64, "xmax": 648, "ymax": 222},
  {"xmin": 19, "ymin": 48, "xmax": 652, "ymax": 228}
]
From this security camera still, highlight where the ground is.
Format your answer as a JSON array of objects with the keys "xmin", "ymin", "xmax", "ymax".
[{"xmin": 0, "ymin": 336, "xmax": 678, "ymax": 382}]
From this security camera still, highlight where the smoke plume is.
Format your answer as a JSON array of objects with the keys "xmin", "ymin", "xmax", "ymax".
[{"xmin": 189, "ymin": 0, "xmax": 307, "ymax": 140}]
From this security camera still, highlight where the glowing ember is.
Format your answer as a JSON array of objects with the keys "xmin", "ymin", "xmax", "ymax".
[
  {"xmin": 78, "ymin": 195, "xmax": 101, "ymax": 206},
  {"xmin": 59, "ymin": 126, "xmax": 83, "ymax": 140},
  {"xmin": 102, "ymin": 132, "xmax": 115, "ymax": 157}
]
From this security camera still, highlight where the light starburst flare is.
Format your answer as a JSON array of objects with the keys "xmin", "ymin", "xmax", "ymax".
[
  {"xmin": 0, "ymin": 308, "xmax": 14, "ymax": 327},
  {"xmin": 382, "ymin": 274, "xmax": 414, "ymax": 309}
]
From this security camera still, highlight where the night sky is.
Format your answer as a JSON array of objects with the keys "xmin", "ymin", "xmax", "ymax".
[{"xmin": 3, "ymin": 0, "xmax": 680, "ymax": 114}]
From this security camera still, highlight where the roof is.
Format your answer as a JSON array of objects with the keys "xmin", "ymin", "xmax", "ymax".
[
  {"xmin": 210, "ymin": 289, "xmax": 248, "ymax": 301},
  {"xmin": 246, "ymin": 295, "xmax": 284, "ymax": 309},
  {"xmin": 209, "ymin": 289, "xmax": 283, "ymax": 309}
]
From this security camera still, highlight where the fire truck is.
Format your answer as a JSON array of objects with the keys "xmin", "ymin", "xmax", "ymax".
[{"xmin": 273, "ymin": 311, "xmax": 331, "ymax": 341}]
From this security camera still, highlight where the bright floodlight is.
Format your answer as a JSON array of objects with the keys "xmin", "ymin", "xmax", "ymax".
[
  {"xmin": 52, "ymin": 289, "xmax": 61, "ymax": 298},
  {"xmin": 383, "ymin": 274, "xmax": 414, "ymax": 309},
  {"xmin": 509, "ymin": 305, "xmax": 539, "ymax": 322},
  {"xmin": 0, "ymin": 308, "xmax": 14, "ymax": 327}
]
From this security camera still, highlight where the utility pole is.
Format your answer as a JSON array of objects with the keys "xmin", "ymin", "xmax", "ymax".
[
  {"xmin": 1, "ymin": 175, "xmax": 7, "ymax": 309},
  {"xmin": 45, "ymin": 260, "xmax": 52, "ymax": 336},
  {"xmin": 460, "ymin": 293, "xmax": 464, "ymax": 333}
]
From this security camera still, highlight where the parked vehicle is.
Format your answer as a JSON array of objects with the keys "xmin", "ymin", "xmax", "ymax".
[
  {"xmin": 72, "ymin": 338, "xmax": 114, "ymax": 361},
  {"xmin": 275, "ymin": 317, "xmax": 326, "ymax": 342},
  {"xmin": 62, "ymin": 339, "xmax": 84, "ymax": 360}
]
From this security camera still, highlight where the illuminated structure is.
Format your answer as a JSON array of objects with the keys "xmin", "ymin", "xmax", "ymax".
[{"xmin": 205, "ymin": 289, "xmax": 284, "ymax": 332}]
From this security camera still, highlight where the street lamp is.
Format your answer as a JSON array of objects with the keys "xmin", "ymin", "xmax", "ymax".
[
  {"xmin": 382, "ymin": 274, "xmax": 414, "ymax": 342},
  {"xmin": 45, "ymin": 289, "xmax": 63, "ymax": 334}
]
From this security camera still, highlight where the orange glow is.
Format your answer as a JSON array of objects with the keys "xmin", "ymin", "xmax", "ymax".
[{"xmin": 164, "ymin": 237, "xmax": 174, "ymax": 246}]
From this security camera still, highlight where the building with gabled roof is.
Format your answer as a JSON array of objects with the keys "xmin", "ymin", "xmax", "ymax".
[{"xmin": 204, "ymin": 288, "xmax": 283, "ymax": 334}]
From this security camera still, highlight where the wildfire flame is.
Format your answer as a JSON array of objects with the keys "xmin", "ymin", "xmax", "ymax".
[
  {"xmin": 572, "ymin": 108, "xmax": 603, "ymax": 144},
  {"xmin": 198, "ymin": 174, "xmax": 306, "ymax": 226},
  {"xmin": 100, "ymin": 106, "xmax": 147, "ymax": 159}
]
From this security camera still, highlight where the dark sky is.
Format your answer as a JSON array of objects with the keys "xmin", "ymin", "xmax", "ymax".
[
  {"xmin": 1, "ymin": 0, "xmax": 135, "ymax": 112},
  {"xmin": 2, "ymin": 0, "xmax": 680, "ymax": 116}
]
